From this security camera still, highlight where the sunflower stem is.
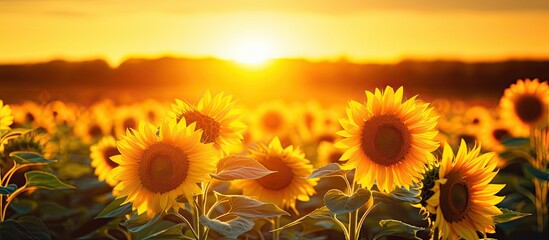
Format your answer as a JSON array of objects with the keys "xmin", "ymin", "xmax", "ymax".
[
  {"xmin": 332, "ymin": 214, "xmax": 350, "ymax": 240},
  {"xmin": 206, "ymin": 199, "xmax": 228, "ymax": 218},
  {"xmin": 356, "ymin": 202, "xmax": 379, "ymax": 238},
  {"xmin": 174, "ymin": 212, "xmax": 199, "ymax": 240},
  {"xmin": 0, "ymin": 169, "xmax": 3, "ymax": 222},
  {"xmin": 1, "ymin": 162, "xmax": 19, "ymax": 187},
  {"xmin": 1, "ymin": 185, "xmax": 29, "ymax": 221},
  {"xmin": 193, "ymin": 197, "xmax": 201, "ymax": 239},
  {"xmin": 196, "ymin": 182, "xmax": 210, "ymax": 240},
  {"xmin": 272, "ymin": 216, "xmax": 281, "ymax": 240},
  {"xmin": 348, "ymin": 172, "xmax": 359, "ymax": 240},
  {"xmin": 534, "ymin": 178, "xmax": 548, "ymax": 232},
  {"xmin": 349, "ymin": 210, "xmax": 358, "ymax": 240}
]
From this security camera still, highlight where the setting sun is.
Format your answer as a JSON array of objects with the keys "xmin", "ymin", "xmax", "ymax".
[{"xmin": 227, "ymin": 36, "xmax": 276, "ymax": 65}]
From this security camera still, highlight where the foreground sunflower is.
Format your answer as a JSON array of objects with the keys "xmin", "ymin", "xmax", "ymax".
[
  {"xmin": 234, "ymin": 137, "xmax": 317, "ymax": 213},
  {"xmin": 500, "ymin": 79, "xmax": 549, "ymax": 136},
  {"xmin": 336, "ymin": 86, "xmax": 439, "ymax": 192},
  {"xmin": 90, "ymin": 136, "xmax": 120, "ymax": 187},
  {"xmin": 110, "ymin": 120, "xmax": 217, "ymax": 217},
  {"xmin": 426, "ymin": 141, "xmax": 504, "ymax": 239},
  {"xmin": 0, "ymin": 100, "xmax": 13, "ymax": 130},
  {"xmin": 169, "ymin": 91, "xmax": 246, "ymax": 155}
]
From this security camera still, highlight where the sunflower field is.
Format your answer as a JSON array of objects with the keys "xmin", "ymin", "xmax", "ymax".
[{"xmin": 0, "ymin": 79, "xmax": 547, "ymax": 240}]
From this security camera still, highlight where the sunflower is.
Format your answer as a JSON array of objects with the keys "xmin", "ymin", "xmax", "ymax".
[
  {"xmin": 1, "ymin": 131, "xmax": 57, "ymax": 188},
  {"xmin": 426, "ymin": 141, "xmax": 504, "ymax": 240},
  {"xmin": 1, "ymin": 131, "xmax": 57, "ymax": 160},
  {"xmin": 336, "ymin": 87, "xmax": 438, "ymax": 192},
  {"xmin": 113, "ymin": 105, "xmax": 143, "ymax": 139},
  {"xmin": 140, "ymin": 99, "xmax": 167, "ymax": 126},
  {"xmin": 110, "ymin": 120, "xmax": 217, "ymax": 217},
  {"xmin": 478, "ymin": 121, "xmax": 513, "ymax": 153},
  {"xmin": 315, "ymin": 141, "xmax": 345, "ymax": 168},
  {"xmin": 293, "ymin": 101, "xmax": 327, "ymax": 142},
  {"xmin": 462, "ymin": 106, "xmax": 493, "ymax": 130},
  {"xmin": 0, "ymin": 100, "xmax": 13, "ymax": 130},
  {"xmin": 249, "ymin": 101, "xmax": 294, "ymax": 143},
  {"xmin": 500, "ymin": 79, "xmax": 549, "ymax": 137},
  {"xmin": 233, "ymin": 137, "xmax": 318, "ymax": 213},
  {"xmin": 11, "ymin": 101, "xmax": 56, "ymax": 133},
  {"xmin": 169, "ymin": 91, "xmax": 246, "ymax": 155},
  {"xmin": 90, "ymin": 136, "xmax": 120, "ymax": 187},
  {"xmin": 336, "ymin": 86, "xmax": 439, "ymax": 193},
  {"xmin": 10, "ymin": 101, "xmax": 41, "ymax": 127},
  {"xmin": 73, "ymin": 101, "xmax": 114, "ymax": 143},
  {"xmin": 45, "ymin": 100, "xmax": 78, "ymax": 126}
]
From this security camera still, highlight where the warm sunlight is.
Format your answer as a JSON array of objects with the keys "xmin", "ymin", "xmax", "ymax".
[{"xmin": 228, "ymin": 36, "xmax": 276, "ymax": 65}]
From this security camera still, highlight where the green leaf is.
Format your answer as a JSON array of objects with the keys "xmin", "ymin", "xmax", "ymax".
[
  {"xmin": 272, "ymin": 207, "xmax": 331, "ymax": 232},
  {"xmin": 324, "ymin": 188, "xmax": 371, "ymax": 215},
  {"xmin": 226, "ymin": 194, "xmax": 290, "ymax": 219},
  {"xmin": 501, "ymin": 137, "xmax": 530, "ymax": 147},
  {"xmin": 493, "ymin": 208, "xmax": 531, "ymax": 224},
  {"xmin": 24, "ymin": 171, "xmax": 75, "ymax": 190},
  {"xmin": 0, "ymin": 184, "xmax": 17, "ymax": 195},
  {"xmin": 211, "ymin": 155, "xmax": 275, "ymax": 181},
  {"xmin": 0, "ymin": 128, "xmax": 33, "ymax": 143},
  {"xmin": 0, "ymin": 216, "xmax": 52, "ymax": 240},
  {"xmin": 10, "ymin": 152, "xmax": 56, "ymax": 165},
  {"xmin": 524, "ymin": 164, "xmax": 549, "ymax": 181},
  {"xmin": 9, "ymin": 199, "xmax": 37, "ymax": 215},
  {"xmin": 96, "ymin": 196, "xmax": 132, "ymax": 219},
  {"xmin": 372, "ymin": 186, "xmax": 421, "ymax": 204},
  {"xmin": 134, "ymin": 220, "xmax": 185, "ymax": 240},
  {"xmin": 200, "ymin": 215, "xmax": 254, "ymax": 239},
  {"xmin": 123, "ymin": 212, "xmax": 163, "ymax": 233},
  {"xmin": 373, "ymin": 219, "xmax": 424, "ymax": 240},
  {"xmin": 307, "ymin": 163, "xmax": 343, "ymax": 179}
]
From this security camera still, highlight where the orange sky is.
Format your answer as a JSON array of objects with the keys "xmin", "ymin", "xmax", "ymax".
[{"xmin": 1, "ymin": 0, "xmax": 549, "ymax": 65}]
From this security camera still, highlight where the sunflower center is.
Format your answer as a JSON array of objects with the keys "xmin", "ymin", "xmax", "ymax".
[
  {"xmin": 440, "ymin": 172, "xmax": 470, "ymax": 223},
  {"xmin": 492, "ymin": 129, "xmax": 511, "ymax": 142},
  {"xmin": 139, "ymin": 143, "xmax": 189, "ymax": 193},
  {"xmin": 25, "ymin": 113, "xmax": 35, "ymax": 122},
  {"xmin": 181, "ymin": 111, "xmax": 220, "ymax": 144},
  {"xmin": 328, "ymin": 152, "xmax": 342, "ymax": 164},
  {"xmin": 304, "ymin": 113, "xmax": 314, "ymax": 130},
  {"xmin": 261, "ymin": 111, "xmax": 283, "ymax": 132},
  {"xmin": 147, "ymin": 111, "xmax": 157, "ymax": 121},
  {"xmin": 256, "ymin": 156, "xmax": 294, "ymax": 191},
  {"xmin": 361, "ymin": 115, "xmax": 411, "ymax": 166},
  {"xmin": 88, "ymin": 125, "xmax": 103, "ymax": 138},
  {"xmin": 458, "ymin": 134, "xmax": 476, "ymax": 147},
  {"xmin": 123, "ymin": 118, "xmax": 137, "ymax": 131},
  {"xmin": 103, "ymin": 147, "xmax": 120, "ymax": 169},
  {"xmin": 317, "ymin": 134, "xmax": 336, "ymax": 143},
  {"xmin": 515, "ymin": 95, "xmax": 544, "ymax": 123}
]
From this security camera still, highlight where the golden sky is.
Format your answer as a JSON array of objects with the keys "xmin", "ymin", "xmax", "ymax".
[{"xmin": 1, "ymin": 0, "xmax": 549, "ymax": 65}]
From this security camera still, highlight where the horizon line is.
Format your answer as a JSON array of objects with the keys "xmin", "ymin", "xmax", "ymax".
[{"xmin": 2, "ymin": 55, "xmax": 549, "ymax": 68}]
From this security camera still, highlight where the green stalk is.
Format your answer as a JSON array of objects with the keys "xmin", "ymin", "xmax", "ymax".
[{"xmin": 273, "ymin": 216, "xmax": 281, "ymax": 240}]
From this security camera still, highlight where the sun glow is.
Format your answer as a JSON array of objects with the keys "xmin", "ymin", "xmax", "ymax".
[{"xmin": 228, "ymin": 36, "xmax": 276, "ymax": 65}]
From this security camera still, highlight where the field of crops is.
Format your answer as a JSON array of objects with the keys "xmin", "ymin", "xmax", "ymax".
[{"xmin": 0, "ymin": 79, "xmax": 546, "ymax": 239}]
